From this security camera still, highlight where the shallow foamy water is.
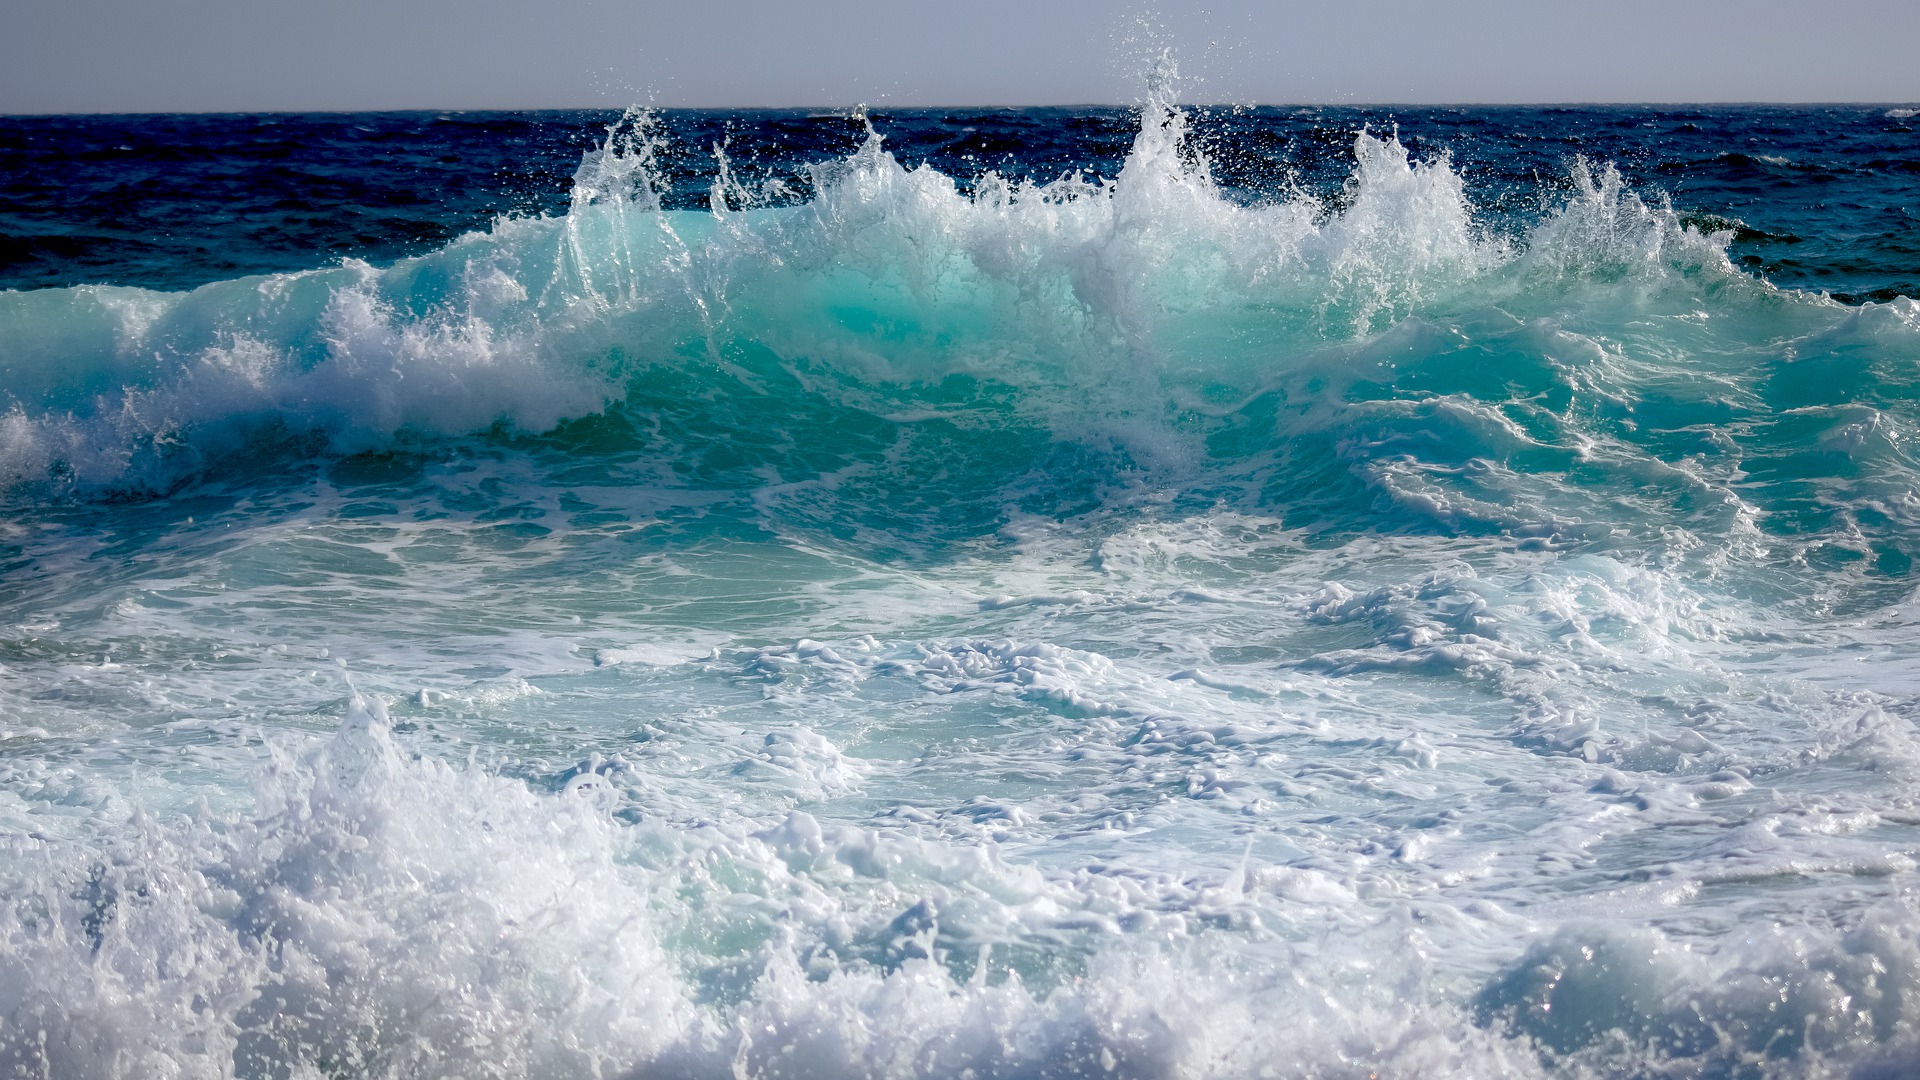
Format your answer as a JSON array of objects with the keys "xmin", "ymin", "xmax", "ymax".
[{"xmin": 4, "ymin": 81, "xmax": 1920, "ymax": 1078}]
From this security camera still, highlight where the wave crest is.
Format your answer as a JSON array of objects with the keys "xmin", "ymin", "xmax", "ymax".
[{"xmin": 0, "ymin": 97, "xmax": 1777, "ymax": 499}]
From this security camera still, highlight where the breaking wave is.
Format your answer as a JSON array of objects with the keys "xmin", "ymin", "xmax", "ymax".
[{"xmin": 7, "ymin": 63, "xmax": 1920, "ymax": 1080}]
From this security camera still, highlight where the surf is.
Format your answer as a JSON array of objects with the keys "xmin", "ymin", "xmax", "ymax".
[
  {"xmin": 0, "ymin": 74, "xmax": 1780, "ymax": 505},
  {"xmin": 5, "ymin": 66, "xmax": 1920, "ymax": 1080}
]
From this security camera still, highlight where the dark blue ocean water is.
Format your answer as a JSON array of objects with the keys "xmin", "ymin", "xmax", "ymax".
[
  {"xmin": 5, "ymin": 106, "xmax": 1916, "ymax": 301},
  {"xmin": 3, "ymin": 100, "xmax": 1920, "ymax": 1080}
]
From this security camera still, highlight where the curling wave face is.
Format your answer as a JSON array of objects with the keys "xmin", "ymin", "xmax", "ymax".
[
  {"xmin": 0, "ymin": 100, "xmax": 1767, "ymax": 498},
  {"xmin": 4, "ymin": 84, "xmax": 1920, "ymax": 1079}
]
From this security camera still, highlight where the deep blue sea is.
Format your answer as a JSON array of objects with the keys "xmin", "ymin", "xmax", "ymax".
[{"xmin": 3, "ymin": 86, "xmax": 1920, "ymax": 1079}]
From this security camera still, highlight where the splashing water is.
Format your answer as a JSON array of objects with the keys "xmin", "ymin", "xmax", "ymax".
[{"xmin": 3, "ymin": 84, "xmax": 1920, "ymax": 1080}]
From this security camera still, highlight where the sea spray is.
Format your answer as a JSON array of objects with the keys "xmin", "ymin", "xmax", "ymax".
[
  {"xmin": 0, "ymin": 87, "xmax": 1748, "ymax": 497},
  {"xmin": 1, "ymin": 89, "xmax": 1919, "ymax": 1078}
]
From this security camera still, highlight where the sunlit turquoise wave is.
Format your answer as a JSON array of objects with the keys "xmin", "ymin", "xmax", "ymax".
[{"xmin": 4, "ymin": 77, "xmax": 1920, "ymax": 1079}]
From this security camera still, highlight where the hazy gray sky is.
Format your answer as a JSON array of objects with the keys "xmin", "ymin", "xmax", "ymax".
[{"xmin": 4, "ymin": 0, "xmax": 1917, "ymax": 113}]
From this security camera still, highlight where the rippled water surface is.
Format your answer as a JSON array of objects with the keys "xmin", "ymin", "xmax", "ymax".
[{"xmin": 2, "ymin": 89, "xmax": 1920, "ymax": 1078}]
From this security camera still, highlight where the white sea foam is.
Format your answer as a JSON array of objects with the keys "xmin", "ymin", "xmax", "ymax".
[
  {"xmin": 7, "ymin": 672, "xmax": 1920, "ymax": 1078},
  {"xmin": 0, "ymin": 73, "xmax": 1771, "ymax": 495},
  {"xmin": 4, "ymin": 69, "xmax": 1920, "ymax": 1080}
]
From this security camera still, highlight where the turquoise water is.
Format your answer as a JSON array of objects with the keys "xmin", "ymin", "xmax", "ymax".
[{"xmin": 4, "ymin": 86, "xmax": 1920, "ymax": 1077}]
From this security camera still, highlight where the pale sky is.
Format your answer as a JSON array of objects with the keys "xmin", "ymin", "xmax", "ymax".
[{"xmin": 3, "ymin": 0, "xmax": 1916, "ymax": 113}]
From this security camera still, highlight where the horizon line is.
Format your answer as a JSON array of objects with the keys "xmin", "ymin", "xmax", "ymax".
[{"xmin": 4, "ymin": 100, "xmax": 1918, "ymax": 119}]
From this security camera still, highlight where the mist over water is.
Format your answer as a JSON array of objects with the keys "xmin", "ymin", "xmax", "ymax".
[{"xmin": 3, "ymin": 68, "xmax": 1920, "ymax": 1078}]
